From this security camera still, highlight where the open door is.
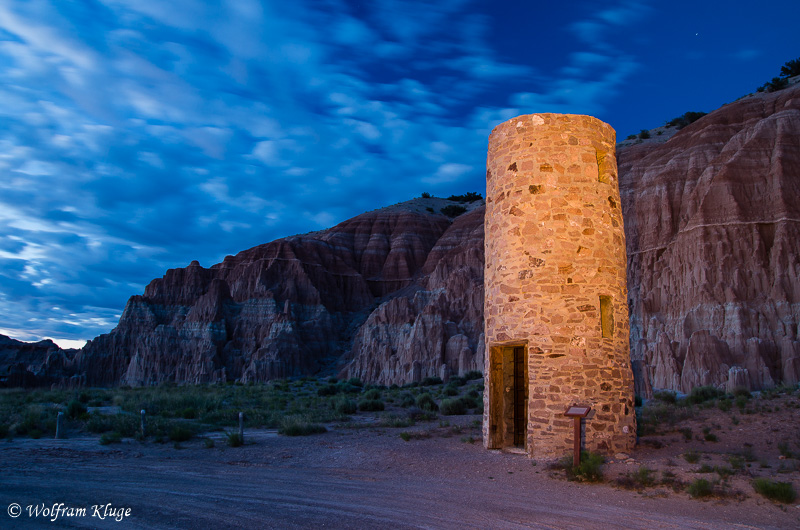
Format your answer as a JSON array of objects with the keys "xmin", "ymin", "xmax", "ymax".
[
  {"xmin": 487, "ymin": 344, "xmax": 528, "ymax": 450},
  {"xmin": 513, "ymin": 345, "xmax": 527, "ymax": 447}
]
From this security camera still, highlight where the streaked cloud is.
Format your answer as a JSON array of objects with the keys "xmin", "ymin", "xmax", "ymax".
[{"xmin": 0, "ymin": 0, "xmax": 658, "ymax": 343}]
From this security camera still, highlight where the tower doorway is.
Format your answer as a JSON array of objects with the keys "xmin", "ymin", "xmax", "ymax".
[
  {"xmin": 486, "ymin": 344, "xmax": 528, "ymax": 451},
  {"xmin": 513, "ymin": 345, "xmax": 527, "ymax": 447}
]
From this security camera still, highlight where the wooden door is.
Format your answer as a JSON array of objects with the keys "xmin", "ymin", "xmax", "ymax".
[{"xmin": 513, "ymin": 346, "xmax": 526, "ymax": 447}]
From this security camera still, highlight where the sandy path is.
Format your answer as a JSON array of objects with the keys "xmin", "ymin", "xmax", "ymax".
[{"xmin": 1, "ymin": 422, "xmax": 797, "ymax": 529}]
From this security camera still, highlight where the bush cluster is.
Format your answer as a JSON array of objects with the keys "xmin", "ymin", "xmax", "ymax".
[
  {"xmin": 446, "ymin": 192, "xmax": 482, "ymax": 203},
  {"xmin": 757, "ymin": 56, "xmax": 800, "ymax": 93},
  {"xmin": 561, "ymin": 451, "xmax": 605, "ymax": 483},
  {"xmin": 415, "ymin": 393, "xmax": 439, "ymax": 412},
  {"xmin": 279, "ymin": 416, "xmax": 327, "ymax": 436},
  {"xmin": 666, "ymin": 111, "xmax": 707, "ymax": 129},
  {"xmin": 752, "ymin": 478, "xmax": 797, "ymax": 503},
  {"xmin": 440, "ymin": 205, "xmax": 467, "ymax": 218}
]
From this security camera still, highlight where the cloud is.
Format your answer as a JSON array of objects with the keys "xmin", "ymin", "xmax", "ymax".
[
  {"xmin": 423, "ymin": 163, "xmax": 474, "ymax": 185},
  {"xmin": 733, "ymin": 49, "xmax": 760, "ymax": 61},
  {"xmin": 0, "ymin": 0, "xmax": 650, "ymax": 344},
  {"xmin": 569, "ymin": 0, "xmax": 652, "ymax": 48}
]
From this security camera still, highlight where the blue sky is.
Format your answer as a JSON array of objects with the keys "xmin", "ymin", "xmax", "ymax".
[{"xmin": 0, "ymin": 0, "xmax": 797, "ymax": 348}]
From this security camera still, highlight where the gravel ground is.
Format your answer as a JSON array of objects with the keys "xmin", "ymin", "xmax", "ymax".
[{"xmin": 1, "ymin": 413, "xmax": 799, "ymax": 529}]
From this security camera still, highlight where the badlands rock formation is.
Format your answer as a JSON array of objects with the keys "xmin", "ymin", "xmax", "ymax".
[
  {"xmin": 3, "ymin": 83, "xmax": 799, "ymax": 392},
  {"xmin": 0, "ymin": 335, "xmax": 81, "ymax": 388},
  {"xmin": 342, "ymin": 206, "xmax": 485, "ymax": 385},
  {"xmin": 69, "ymin": 198, "xmax": 484, "ymax": 386},
  {"xmin": 620, "ymin": 82, "xmax": 800, "ymax": 395}
]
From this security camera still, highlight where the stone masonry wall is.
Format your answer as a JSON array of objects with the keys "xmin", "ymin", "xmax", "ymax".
[{"xmin": 482, "ymin": 113, "xmax": 636, "ymax": 460}]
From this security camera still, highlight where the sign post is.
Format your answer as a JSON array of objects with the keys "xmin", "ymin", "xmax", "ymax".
[{"xmin": 564, "ymin": 405, "xmax": 591, "ymax": 466}]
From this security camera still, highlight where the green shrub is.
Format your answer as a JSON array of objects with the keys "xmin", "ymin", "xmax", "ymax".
[
  {"xmin": 204, "ymin": 437, "xmax": 215, "ymax": 448},
  {"xmin": 415, "ymin": 393, "xmax": 439, "ymax": 412},
  {"xmin": 446, "ymin": 192, "xmax": 482, "ymax": 203},
  {"xmin": 0, "ymin": 424, "xmax": 8, "ymax": 439},
  {"xmin": 333, "ymin": 397, "xmax": 357, "ymax": 414},
  {"xmin": 85, "ymin": 414, "xmax": 139, "ymax": 437},
  {"xmin": 780, "ymin": 58, "xmax": 800, "ymax": 78},
  {"xmin": 421, "ymin": 192, "xmax": 432, "ymax": 198},
  {"xmin": 759, "ymin": 77, "xmax": 789, "ymax": 93},
  {"xmin": 317, "ymin": 384, "xmax": 340, "ymax": 396},
  {"xmin": 399, "ymin": 393, "xmax": 416, "ymax": 408},
  {"xmin": 66, "ymin": 399, "xmax": 87, "ymax": 419},
  {"xmin": 338, "ymin": 383, "xmax": 361, "ymax": 394},
  {"xmin": 666, "ymin": 111, "xmax": 707, "ymax": 129},
  {"xmin": 634, "ymin": 395, "xmax": 642, "ymax": 407},
  {"xmin": 463, "ymin": 370, "xmax": 482, "ymax": 380},
  {"xmin": 357, "ymin": 399, "xmax": 384, "ymax": 412},
  {"xmin": 679, "ymin": 427, "xmax": 693, "ymax": 441},
  {"xmin": 441, "ymin": 205, "xmax": 467, "ymax": 218},
  {"xmin": 442, "ymin": 385, "xmax": 459, "ymax": 397},
  {"xmin": 226, "ymin": 431, "xmax": 243, "ymax": 447},
  {"xmin": 638, "ymin": 129, "xmax": 651, "ymax": 139},
  {"xmin": 752, "ymin": 478, "xmax": 797, "ymax": 503},
  {"xmin": 714, "ymin": 465, "xmax": 734, "ymax": 479},
  {"xmin": 638, "ymin": 401, "xmax": 694, "ymax": 434},
  {"xmin": 687, "ymin": 478, "xmax": 713, "ymax": 498},
  {"xmin": 615, "ymin": 466, "xmax": 655, "ymax": 490},
  {"xmin": 653, "ymin": 390, "xmax": 677, "ymax": 404},
  {"xmin": 362, "ymin": 389, "xmax": 382, "ymax": 400},
  {"xmin": 684, "ymin": 450, "xmax": 700, "ymax": 464},
  {"xmin": 562, "ymin": 451, "xmax": 605, "ymax": 483},
  {"xmin": 399, "ymin": 432, "xmax": 411, "ymax": 441},
  {"xmin": 686, "ymin": 386, "xmax": 724, "ymax": 405},
  {"xmin": 99, "ymin": 431, "xmax": 122, "ymax": 445},
  {"xmin": 279, "ymin": 417, "xmax": 327, "ymax": 436},
  {"xmin": 717, "ymin": 398, "xmax": 732, "ymax": 412},
  {"xmin": 727, "ymin": 455, "xmax": 745, "ymax": 471},
  {"xmin": 420, "ymin": 376, "xmax": 443, "ymax": 386},
  {"xmin": 347, "ymin": 378, "xmax": 363, "ymax": 388},
  {"xmin": 440, "ymin": 398, "xmax": 468, "ymax": 416},
  {"xmin": 448, "ymin": 376, "xmax": 466, "ymax": 387}
]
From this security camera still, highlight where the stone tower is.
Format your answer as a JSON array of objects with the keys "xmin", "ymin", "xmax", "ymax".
[{"xmin": 482, "ymin": 113, "xmax": 636, "ymax": 460}]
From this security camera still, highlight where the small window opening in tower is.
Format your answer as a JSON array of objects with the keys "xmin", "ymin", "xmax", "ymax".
[{"xmin": 600, "ymin": 295, "xmax": 613, "ymax": 338}]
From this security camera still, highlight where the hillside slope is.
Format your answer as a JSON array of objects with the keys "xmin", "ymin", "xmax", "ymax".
[{"xmin": 3, "ymin": 84, "xmax": 800, "ymax": 393}]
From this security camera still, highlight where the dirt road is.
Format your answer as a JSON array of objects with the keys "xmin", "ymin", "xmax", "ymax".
[{"xmin": 1, "ymin": 422, "xmax": 797, "ymax": 529}]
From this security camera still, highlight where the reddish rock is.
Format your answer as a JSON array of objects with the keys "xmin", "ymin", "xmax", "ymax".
[
  {"xmin": 70, "ymin": 199, "xmax": 481, "ymax": 386},
  {"xmin": 341, "ymin": 206, "xmax": 485, "ymax": 385},
  {"xmin": 621, "ymin": 82, "xmax": 800, "ymax": 395},
  {"xmin": 5, "ymin": 84, "xmax": 800, "ymax": 392}
]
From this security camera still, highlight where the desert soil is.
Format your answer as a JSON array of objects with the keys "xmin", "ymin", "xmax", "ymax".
[{"xmin": 1, "ymin": 405, "xmax": 799, "ymax": 529}]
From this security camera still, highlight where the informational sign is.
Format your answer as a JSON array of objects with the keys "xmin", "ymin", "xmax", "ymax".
[{"xmin": 564, "ymin": 406, "xmax": 590, "ymax": 417}]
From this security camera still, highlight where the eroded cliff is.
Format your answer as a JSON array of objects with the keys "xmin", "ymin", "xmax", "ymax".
[{"xmin": 620, "ymin": 83, "xmax": 800, "ymax": 395}]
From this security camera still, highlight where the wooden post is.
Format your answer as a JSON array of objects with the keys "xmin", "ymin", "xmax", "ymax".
[
  {"xmin": 238, "ymin": 412, "xmax": 244, "ymax": 444},
  {"xmin": 140, "ymin": 409, "xmax": 146, "ymax": 438},
  {"xmin": 55, "ymin": 411, "xmax": 64, "ymax": 439},
  {"xmin": 564, "ymin": 405, "xmax": 591, "ymax": 467}
]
